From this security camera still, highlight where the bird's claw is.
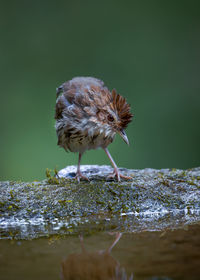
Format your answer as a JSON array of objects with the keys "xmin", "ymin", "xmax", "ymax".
[
  {"xmin": 107, "ymin": 169, "xmax": 132, "ymax": 182},
  {"xmin": 75, "ymin": 172, "xmax": 89, "ymax": 183}
]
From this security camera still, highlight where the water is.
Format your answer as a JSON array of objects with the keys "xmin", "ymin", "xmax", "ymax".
[{"xmin": 1, "ymin": 224, "xmax": 200, "ymax": 280}]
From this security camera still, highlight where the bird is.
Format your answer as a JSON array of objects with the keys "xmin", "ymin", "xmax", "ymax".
[
  {"xmin": 55, "ymin": 77, "xmax": 133, "ymax": 182},
  {"xmin": 61, "ymin": 232, "xmax": 133, "ymax": 280}
]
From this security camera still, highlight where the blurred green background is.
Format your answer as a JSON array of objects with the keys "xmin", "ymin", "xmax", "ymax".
[{"xmin": 1, "ymin": 0, "xmax": 200, "ymax": 181}]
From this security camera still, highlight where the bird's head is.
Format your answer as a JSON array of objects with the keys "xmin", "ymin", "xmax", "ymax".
[{"xmin": 97, "ymin": 89, "xmax": 133, "ymax": 145}]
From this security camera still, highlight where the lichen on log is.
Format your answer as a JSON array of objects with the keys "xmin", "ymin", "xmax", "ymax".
[{"xmin": 0, "ymin": 165, "xmax": 200, "ymax": 240}]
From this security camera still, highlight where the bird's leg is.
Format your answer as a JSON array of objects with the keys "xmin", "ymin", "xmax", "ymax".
[
  {"xmin": 104, "ymin": 148, "xmax": 120, "ymax": 181},
  {"xmin": 79, "ymin": 235, "xmax": 86, "ymax": 253},
  {"xmin": 106, "ymin": 232, "xmax": 122, "ymax": 254},
  {"xmin": 103, "ymin": 148, "xmax": 132, "ymax": 182},
  {"xmin": 75, "ymin": 153, "xmax": 89, "ymax": 182}
]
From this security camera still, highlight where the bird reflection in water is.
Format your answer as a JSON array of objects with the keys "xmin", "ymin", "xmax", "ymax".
[{"xmin": 61, "ymin": 232, "xmax": 133, "ymax": 280}]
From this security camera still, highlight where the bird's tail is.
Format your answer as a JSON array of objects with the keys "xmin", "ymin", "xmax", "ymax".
[{"xmin": 56, "ymin": 85, "xmax": 63, "ymax": 99}]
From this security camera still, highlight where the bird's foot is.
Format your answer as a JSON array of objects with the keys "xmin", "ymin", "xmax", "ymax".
[
  {"xmin": 75, "ymin": 171, "xmax": 89, "ymax": 183},
  {"xmin": 107, "ymin": 168, "xmax": 132, "ymax": 182}
]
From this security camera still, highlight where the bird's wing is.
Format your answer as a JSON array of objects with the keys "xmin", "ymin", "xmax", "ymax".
[
  {"xmin": 63, "ymin": 76, "xmax": 105, "ymax": 92},
  {"xmin": 56, "ymin": 77, "xmax": 105, "ymax": 99},
  {"xmin": 55, "ymin": 77, "xmax": 112, "ymax": 120}
]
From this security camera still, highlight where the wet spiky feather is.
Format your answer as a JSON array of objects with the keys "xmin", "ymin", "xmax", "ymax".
[
  {"xmin": 55, "ymin": 77, "xmax": 133, "ymax": 154},
  {"xmin": 55, "ymin": 77, "xmax": 133, "ymax": 182}
]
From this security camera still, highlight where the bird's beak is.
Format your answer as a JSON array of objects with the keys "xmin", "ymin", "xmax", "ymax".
[{"xmin": 118, "ymin": 129, "xmax": 129, "ymax": 145}]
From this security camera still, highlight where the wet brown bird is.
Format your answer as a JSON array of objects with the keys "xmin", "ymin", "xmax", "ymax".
[
  {"xmin": 55, "ymin": 77, "xmax": 133, "ymax": 182},
  {"xmin": 61, "ymin": 233, "xmax": 133, "ymax": 280}
]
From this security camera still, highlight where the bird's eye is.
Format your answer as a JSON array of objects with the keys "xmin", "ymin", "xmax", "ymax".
[{"xmin": 107, "ymin": 114, "xmax": 114, "ymax": 122}]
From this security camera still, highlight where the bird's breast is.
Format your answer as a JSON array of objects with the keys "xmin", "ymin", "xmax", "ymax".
[
  {"xmin": 56, "ymin": 118, "xmax": 115, "ymax": 153},
  {"xmin": 68, "ymin": 127, "xmax": 115, "ymax": 153}
]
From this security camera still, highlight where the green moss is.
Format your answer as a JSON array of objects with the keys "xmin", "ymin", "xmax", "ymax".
[
  {"xmin": 96, "ymin": 200, "xmax": 105, "ymax": 205},
  {"xmin": 187, "ymin": 181, "xmax": 197, "ymax": 186},
  {"xmin": 45, "ymin": 168, "xmax": 61, "ymax": 185},
  {"xmin": 45, "ymin": 168, "xmax": 73, "ymax": 186},
  {"xmin": 15, "ymin": 180, "xmax": 22, "ymax": 184},
  {"xmin": 58, "ymin": 199, "xmax": 72, "ymax": 205},
  {"xmin": 162, "ymin": 180, "xmax": 169, "ymax": 186},
  {"xmin": 9, "ymin": 190, "xmax": 15, "ymax": 199}
]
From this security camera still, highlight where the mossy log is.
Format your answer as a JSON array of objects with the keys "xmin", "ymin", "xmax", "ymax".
[{"xmin": 0, "ymin": 165, "xmax": 200, "ymax": 239}]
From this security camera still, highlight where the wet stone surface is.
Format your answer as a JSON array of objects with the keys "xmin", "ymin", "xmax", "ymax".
[{"xmin": 0, "ymin": 165, "xmax": 200, "ymax": 240}]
